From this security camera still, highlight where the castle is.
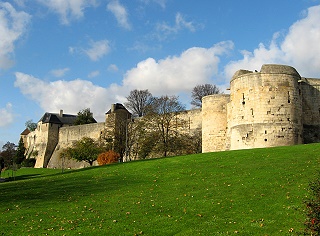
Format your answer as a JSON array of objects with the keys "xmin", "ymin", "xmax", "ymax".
[{"xmin": 21, "ymin": 64, "xmax": 320, "ymax": 168}]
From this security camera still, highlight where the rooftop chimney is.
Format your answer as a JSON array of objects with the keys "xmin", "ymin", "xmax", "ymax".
[{"xmin": 59, "ymin": 109, "xmax": 63, "ymax": 117}]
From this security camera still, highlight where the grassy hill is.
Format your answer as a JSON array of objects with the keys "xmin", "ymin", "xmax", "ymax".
[{"xmin": 1, "ymin": 144, "xmax": 320, "ymax": 235}]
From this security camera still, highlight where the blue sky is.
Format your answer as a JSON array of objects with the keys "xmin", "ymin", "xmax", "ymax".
[{"xmin": 1, "ymin": 0, "xmax": 320, "ymax": 148}]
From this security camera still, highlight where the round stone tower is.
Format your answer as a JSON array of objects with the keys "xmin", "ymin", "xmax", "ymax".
[
  {"xmin": 202, "ymin": 94, "xmax": 230, "ymax": 152},
  {"xmin": 228, "ymin": 64, "xmax": 303, "ymax": 150}
]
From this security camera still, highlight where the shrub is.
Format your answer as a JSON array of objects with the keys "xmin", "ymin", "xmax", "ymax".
[
  {"xmin": 97, "ymin": 150, "xmax": 120, "ymax": 165},
  {"xmin": 21, "ymin": 158, "xmax": 36, "ymax": 167},
  {"xmin": 305, "ymin": 172, "xmax": 320, "ymax": 235}
]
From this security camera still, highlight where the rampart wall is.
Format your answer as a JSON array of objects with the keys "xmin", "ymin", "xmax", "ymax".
[
  {"xmin": 202, "ymin": 94, "xmax": 229, "ymax": 152},
  {"xmin": 228, "ymin": 64, "xmax": 303, "ymax": 150},
  {"xmin": 22, "ymin": 64, "xmax": 320, "ymax": 169},
  {"xmin": 47, "ymin": 122, "xmax": 105, "ymax": 169}
]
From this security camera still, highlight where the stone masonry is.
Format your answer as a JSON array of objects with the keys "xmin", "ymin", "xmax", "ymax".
[{"xmin": 21, "ymin": 64, "xmax": 320, "ymax": 168}]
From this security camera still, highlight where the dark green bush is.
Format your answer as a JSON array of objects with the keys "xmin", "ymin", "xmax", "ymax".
[{"xmin": 21, "ymin": 158, "xmax": 36, "ymax": 168}]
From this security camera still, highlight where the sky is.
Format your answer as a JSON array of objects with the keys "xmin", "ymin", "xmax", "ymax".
[{"xmin": 1, "ymin": 0, "xmax": 320, "ymax": 149}]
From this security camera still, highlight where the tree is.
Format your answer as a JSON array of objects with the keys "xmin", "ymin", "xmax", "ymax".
[
  {"xmin": 125, "ymin": 89, "xmax": 153, "ymax": 117},
  {"xmin": 97, "ymin": 150, "xmax": 120, "ymax": 165},
  {"xmin": 0, "ymin": 142, "xmax": 16, "ymax": 169},
  {"xmin": 15, "ymin": 137, "xmax": 26, "ymax": 165},
  {"xmin": 145, "ymin": 95, "xmax": 185, "ymax": 157},
  {"xmin": 191, "ymin": 84, "xmax": 221, "ymax": 108},
  {"xmin": 74, "ymin": 108, "xmax": 97, "ymax": 125},
  {"xmin": 25, "ymin": 119, "xmax": 37, "ymax": 131},
  {"xmin": 60, "ymin": 137, "xmax": 104, "ymax": 166}
]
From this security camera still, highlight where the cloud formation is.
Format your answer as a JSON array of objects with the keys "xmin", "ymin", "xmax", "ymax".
[
  {"xmin": 155, "ymin": 12, "xmax": 198, "ymax": 40},
  {"xmin": 37, "ymin": 0, "xmax": 97, "ymax": 25},
  {"xmin": 107, "ymin": 0, "xmax": 131, "ymax": 30},
  {"xmin": 83, "ymin": 39, "xmax": 110, "ymax": 61},
  {"xmin": 108, "ymin": 64, "xmax": 119, "ymax": 72},
  {"xmin": 224, "ymin": 5, "xmax": 320, "ymax": 79},
  {"xmin": 0, "ymin": 103, "xmax": 14, "ymax": 127},
  {"xmin": 13, "ymin": 4, "xmax": 320, "ymax": 121},
  {"xmin": 14, "ymin": 72, "xmax": 112, "ymax": 121},
  {"xmin": 88, "ymin": 70, "xmax": 100, "ymax": 78},
  {"xmin": 50, "ymin": 67, "xmax": 70, "ymax": 77},
  {"xmin": 140, "ymin": 0, "xmax": 167, "ymax": 9},
  {"xmin": 0, "ymin": 2, "xmax": 31, "ymax": 69},
  {"xmin": 70, "ymin": 39, "xmax": 110, "ymax": 61},
  {"xmin": 123, "ymin": 41, "xmax": 234, "ymax": 96}
]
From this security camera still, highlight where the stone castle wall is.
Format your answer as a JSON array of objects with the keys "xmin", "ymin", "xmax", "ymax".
[
  {"xmin": 47, "ymin": 122, "xmax": 106, "ymax": 169},
  {"xmin": 202, "ymin": 94, "xmax": 229, "ymax": 152},
  {"xmin": 227, "ymin": 64, "xmax": 303, "ymax": 150},
  {"xmin": 22, "ymin": 64, "xmax": 320, "ymax": 168},
  {"xmin": 175, "ymin": 108, "xmax": 202, "ymax": 133}
]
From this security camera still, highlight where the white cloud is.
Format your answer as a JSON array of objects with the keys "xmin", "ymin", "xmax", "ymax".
[
  {"xmin": 50, "ymin": 67, "xmax": 70, "ymax": 77},
  {"xmin": 108, "ymin": 64, "xmax": 119, "ymax": 72},
  {"xmin": 88, "ymin": 70, "xmax": 100, "ymax": 78},
  {"xmin": 224, "ymin": 5, "xmax": 320, "ymax": 79},
  {"xmin": 37, "ymin": 0, "xmax": 98, "ymax": 25},
  {"xmin": 84, "ymin": 39, "xmax": 110, "ymax": 61},
  {"xmin": 156, "ymin": 12, "xmax": 197, "ymax": 40},
  {"xmin": 107, "ymin": 0, "xmax": 131, "ymax": 30},
  {"xmin": 14, "ymin": 42, "xmax": 234, "ymax": 120},
  {"xmin": 13, "ymin": 0, "xmax": 26, "ymax": 7},
  {"xmin": 123, "ymin": 41, "xmax": 234, "ymax": 96},
  {"xmin": 140, "ymin": 0, "xmax": 167, "ymax": 9},
  {"xmin": 0, "ymin": 103, "xmax": 14, "ymax": 127},
  {"xmin": 0, "ymin": 2, "xmax": 31, "ymax": 69},
  {"xmin": 14, "ymin": 72, "xmax": 114, "ymax": 121}
]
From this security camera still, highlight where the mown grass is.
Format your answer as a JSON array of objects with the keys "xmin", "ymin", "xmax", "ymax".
[{"xmin": 1, "ymin": 144, "xmax": 320, "ymax": 235}]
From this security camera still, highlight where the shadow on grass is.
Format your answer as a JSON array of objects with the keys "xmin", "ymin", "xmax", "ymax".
[
  {"xmin": 0, "ymin": 164, "xmax": 141, "ymax": 206},
  {"xmin": 1, "ymin": 174, "xmax": 42, "ymax": 182}
]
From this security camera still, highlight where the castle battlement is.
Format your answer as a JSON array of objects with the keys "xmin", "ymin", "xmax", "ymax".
[{"xmin": 22, "ymin": 64, "xmax": 320, "ymax": 168}]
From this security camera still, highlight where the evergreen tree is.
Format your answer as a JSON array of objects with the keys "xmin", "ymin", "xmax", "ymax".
[
  {"xmin": 15, "ymin": 137, "xmax": 26, "ymax": 165},
  {"xmin": 74, "ymin": 108, "xmax": 97, "ymax": 125}
]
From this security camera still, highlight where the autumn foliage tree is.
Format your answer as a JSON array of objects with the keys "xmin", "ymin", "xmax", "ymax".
[{"xmin": 97, "ymin": 150, "xmax": 120, "ymax": 165}]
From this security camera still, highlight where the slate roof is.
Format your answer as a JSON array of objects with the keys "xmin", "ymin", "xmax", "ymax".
[
  {"xmin": 21, "ymin": 128, "xmax": 31, "ymax": 135},
  {"xmin": 106, "ymin": 103, "xmax": 131, "ymax": 115},
  {"xmin": 39, "ymin": 112, "xmax": 78, "ymax": 125}
]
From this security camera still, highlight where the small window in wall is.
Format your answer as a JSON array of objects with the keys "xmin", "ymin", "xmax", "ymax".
[
  {"xmin": 264, "ymin": 139, "xmax": 268, "ymax": 142},
  {"xmin": 242, "ymin": 93, "xmax": 245, "ymax": 105},
  {"xmin": 288, "ymin": 91, "xmax": 291, "ymax": 103},
  {"xmin": 265, "ymin": 130, "xmax": 267, "ymax": 134},
  {"xmin": 251, "ymin": 108, "xmax": 254, "ymax": 116}
]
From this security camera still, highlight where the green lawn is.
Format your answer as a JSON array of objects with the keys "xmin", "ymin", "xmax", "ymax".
[{"xmin": 1, "ymin": 144, "xmax": 320, "ymax": 235}]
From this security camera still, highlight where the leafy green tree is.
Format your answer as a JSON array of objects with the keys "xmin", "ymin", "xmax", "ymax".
[
  {"xmin": 60, "ymin": 137, "xmax": 104, "ymax": 166},
  {"xmin": 15, "ymin": 137, "xmax": 26, "ymax": 165},
  {"xmin": 74, "ymin": 108, "xmax": 97, "ymax": 125},
  {"xmin": 125, "ymin": 89, "xmax": 153, "ymax": 117},
  {"xmin": 0, "ymin": 142, "xmax": 16, "ymax": 169},
  {"xmin": 25, "ymin": 119, "xmax": 37, "ymax": 131},
  {"xmin": 191, "ymin": 84, "xmax": 221, "ymax": 108}
]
